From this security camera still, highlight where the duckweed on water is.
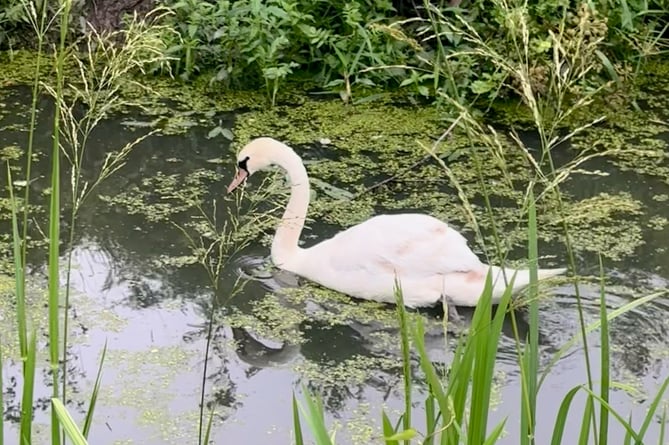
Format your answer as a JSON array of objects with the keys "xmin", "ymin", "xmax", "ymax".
[
  {"xmin": 100, "ymin": 346, "xmax": 203, "ymax": 443},
  {"xmin": 648, "ymin": 215, "xmax": 669, "ymax": 231},
  {"xmin": 543, "ymin": 192, "xmax": 644, "ymax": 261}
]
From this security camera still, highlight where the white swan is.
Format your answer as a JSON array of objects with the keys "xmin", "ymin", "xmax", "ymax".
[{"xmin": 227, "ymin": 137, "xmax": 566, "ymax": 309}]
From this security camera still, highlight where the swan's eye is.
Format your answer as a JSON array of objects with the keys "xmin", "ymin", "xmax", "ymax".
[{"xmin": 238, "ymin": 156, "xmax": 250, "ymax": 173}]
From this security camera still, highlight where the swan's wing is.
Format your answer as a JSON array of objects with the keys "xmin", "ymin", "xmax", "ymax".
[{"xmin": 322, "ymin": 214, "xmax": 483, "ymax": 276}]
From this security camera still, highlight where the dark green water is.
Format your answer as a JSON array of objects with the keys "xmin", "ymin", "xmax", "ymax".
[{"xmin": 0, "ymin": 85, "xmax": 668, "ymax": 444}]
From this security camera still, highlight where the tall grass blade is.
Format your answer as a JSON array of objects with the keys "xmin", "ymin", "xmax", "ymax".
[
  {"xmin": 468, "ymin": 270, "xmax": 513, "ymax": 445},
  {"xmin": 658, "ymin": 407, "xmax": 666, "ymax": 445},
  {"xmin": 623, "ymin": 413, "xmax": 632, "ymax": 445},
  {"xmin": 637, "ymin": 377, "xmax": 669, "ymax": 442},
  {"xmin": 21, "ymin": 0, "xmax": 49, "ymax": 329},
  {"xmin": 293, "ymin": 393, "xmax": 305, "ymax": 445},
  {"xmin": 51, "ymin": 399, "xmax": 89, "ymax": 445},
  {"xmin": 411, "ymin": 318, "xmax": 449, "ymax": 440},
  {"xmin": 578, "ymin": 396, "xmax": 594, "ymax": 444},
  {"xmin": 598, "ymin": 255, "xmax": 610, "ymax": 444},
  {"xmin": 382, "ymin": 410, "xmax": 398, "ymax": 445},
  {"xmin": 298, "ymin": 387, "xmax": 333, "ymax": 445},
  {"xmin": 6, "ymin": 169, "xmax": 29, "ymax": 441},
  {"xmin": 384, "ymin": 429, "xmax": 417, "ymax": 441},
  {"xmin": 550, "ymin": 386, "xmax": 582, "ymax": 445},
  {"xmin": 581, "ymin": 388, "xmax": 642, "ymax": 442},
  {"xmin": 48, "ymin": 98, "xmax": 62, "ymax": 444},
  {"xmin": 424, "ymin": 394, "xmax": 435, "ymax": 445},
  {"xmin": 594, "ymin": 50, "xmax": 621, "ymax": 87},
  {"xmin": 19, "ymin": 328, "xmax": 37, "ymax": 445},
  {"xmin": 520, "ymin": 188, "xmax": 539, "ymax": 445},
  {"xmin": 446, "ymin": 277, "xmax": 495, "ymax": 444},
  {"xmin": 49, "ymin": 3, "xmax": 72, "ymax": 445},
  {"xmin": 202, "ymin": 406, "xmax": 216, "ymax": 445},
  {"xmin": 482, "ymin": 419, "xmax": 507, "ymax": 445},
  {"xmin": 393, "ymin": 282, "xmax": 412, "ymax": 444},
  {"xmin": 7, "ymin": 165, "xmax": 27, "ymax": 360},
  {"xmin": 82, "ymin": 341, "xmax": 107, "ymax": 438}
]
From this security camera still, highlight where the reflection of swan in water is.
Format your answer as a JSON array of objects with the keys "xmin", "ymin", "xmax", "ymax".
[
  {"xmin": 235, "ymin": 254, "xmax": 300, "ymax": 292},
  {"xmin": 231, "ymin": 254, "xmax": 534, "ymax": 368},
  {"xmin": 231, "ymin": 326, "xmax": 301, "ymax": 368}
]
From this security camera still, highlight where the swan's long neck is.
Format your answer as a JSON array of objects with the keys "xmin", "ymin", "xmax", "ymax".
[{"xmin": 271, "ymin": 150, "xmax": 310, "ymax": 270}]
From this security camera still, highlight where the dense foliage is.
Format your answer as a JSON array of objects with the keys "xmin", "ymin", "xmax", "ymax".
[{"xmin": 1, "ymin": 0, "xmax": 668, "ymax": 104}]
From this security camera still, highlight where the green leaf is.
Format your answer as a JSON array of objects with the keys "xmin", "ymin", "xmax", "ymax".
[
  {"xmin": 20, "ymin": 329, "xmax": 37, "ymax": 445},
  {"xmin": 619, "ymin": 0, "xmax": 633, "ymax": 30},
  {"xmin": 581, "ymin": 388, "xmax": 642, "ymax": 442},
  {"xmin": 203, "ymin": 407, "xmax": 216, "ymax": 445},
  {"xmin": 551, "ymin": 386, "xmax": 582, "ymax": 445},
  {"xmin": 578, "ymin": 396, "xmax": 593, "ymax": 444},
  {"xmin": 384, "ymin": 429, "xmax": 417, "ymax": 441},
  {"xmin": 394, "ymin": 283, "xmax": 412, "ymax": 445},
  {"xmin": 598, "ymin": 255, "xmax": 610, "ymax": 445},
  {"xmin": 520, "ymin": 188, "xmax": 539, "ymax": 445},
  {"xmin": 424, "ymin": 395, "xmax": 435, "ymax": 445},
  {"xmin": 298, "ymin": 387, "xmax": 333, "ymax": 445},
  {"xmin": 52, "ymin": 399, "xmax": 89, "ymax": 445},
  {"xmin": 595, "ymin": 50, "xmax": 621, "ymax": 87},
  {"xmin": 470, "ymin": 79, "xmax": 495, "ymax": 95},
  {"xmin": 382, "ymin": 410, "xmax": 398, "ymax": 445},
  {"xmin": 483, "ymin": 420, "xmax": 507, "ymax": 445},
  {"xmin": 658, "ymin": 407, "xmax": 666, "ymax": 445},
  {"xmin": 293, "ymin": 393, "xmax": 305, "ymax": 445},
  {"xmin": 637, "ymin": 376, "xmax": 669, "ymax": 442},
  {"xmin": 82, "ymin": 342, "xmax": 107, "ymax": 438},
  {"xmin": 207, "ymin": 126, "xmax": 234, "ymax": 141}
]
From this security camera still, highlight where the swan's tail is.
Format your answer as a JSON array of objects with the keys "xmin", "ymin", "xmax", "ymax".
[{"xmin": 488, "ymin": 266, "xmax": 567, "ymax": 301}]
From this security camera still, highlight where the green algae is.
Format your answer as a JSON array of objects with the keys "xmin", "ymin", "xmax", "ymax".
[
  {"xmin": 100, "ymin": 345, "xmax": 203, "ymax": 444},
  {"xmin": 85, "ymin": 66, "xmax": 666, "ymax": 397},
  {"xmin": 3, "ymin": 46, "xmax": 669, "ymax": 444}
]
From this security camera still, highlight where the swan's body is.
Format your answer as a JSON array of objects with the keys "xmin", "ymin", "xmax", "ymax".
[{"xmin": 227, "ymin": 137, "xmax": 566, "ymax": 308}]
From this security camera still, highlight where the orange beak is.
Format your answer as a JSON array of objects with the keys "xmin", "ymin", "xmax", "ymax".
[{"xmin": 226, "ymin": 169, "xmax": 249, "ymax": 193}]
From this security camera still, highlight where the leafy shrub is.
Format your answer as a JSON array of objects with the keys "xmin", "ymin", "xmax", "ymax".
[
  {"xmin": 159, "ymin": 0, "xmax": 415, "ymax": 102},
  {"xmin": 385, "ymin": 0, "xmax": 669, "ymax": 108},
  {"xmin": 0, "ymin": 0, "xmax": 29, "ymax": 49}
]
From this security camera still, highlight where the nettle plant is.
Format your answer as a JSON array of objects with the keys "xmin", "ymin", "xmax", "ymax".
[{"xmin": 160, "ymin": 0, "xmax": 412, "ymax": 103}]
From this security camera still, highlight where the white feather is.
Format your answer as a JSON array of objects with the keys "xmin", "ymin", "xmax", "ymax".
[{"xmin": 229, "ymin": 138, "xmax": 566, "ymax": 308}]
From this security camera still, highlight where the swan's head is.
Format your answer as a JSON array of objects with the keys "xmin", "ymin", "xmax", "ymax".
[{"xmin": 226, "ymin": 137, "xmax": 286, "ymax": 193}]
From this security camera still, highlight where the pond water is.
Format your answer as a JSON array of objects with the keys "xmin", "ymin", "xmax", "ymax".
[{"xmin": 0, "ymin": 84, "xmax": 668, "ymax": 444}]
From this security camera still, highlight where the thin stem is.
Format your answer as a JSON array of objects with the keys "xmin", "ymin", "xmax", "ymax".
[{"xmin": 51, "ymin": 3, "xmax": 73, "ymax": 445}]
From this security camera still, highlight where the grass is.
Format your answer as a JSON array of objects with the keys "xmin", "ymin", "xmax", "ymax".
[{"xmin": 1, "ymin": 1, "xmax": 172, "ymax": 444}]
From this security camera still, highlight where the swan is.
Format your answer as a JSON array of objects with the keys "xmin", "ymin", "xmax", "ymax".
[{"xmin": 226, "ymin": 137, "xmax": 566, "ymax": 310}]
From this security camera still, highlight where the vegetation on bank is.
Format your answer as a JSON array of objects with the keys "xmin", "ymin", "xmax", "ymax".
[
  {"xmin": 1, "ymin": 0, "xmax": 669, "ymax": 105},
  {"xmin": 0, "ymin": 0, "xmax": 669, "ymax": 444}
]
